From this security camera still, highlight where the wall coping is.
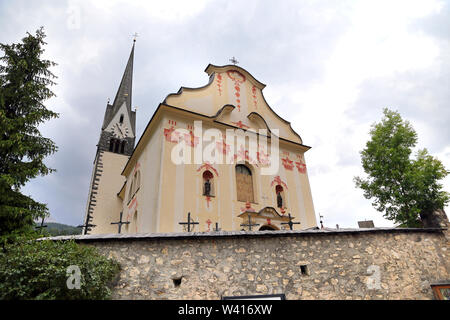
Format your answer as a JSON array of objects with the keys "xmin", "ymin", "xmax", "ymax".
[{"xmin": 38, "ymin": 227, "xmax": 447, "ymax": 243}]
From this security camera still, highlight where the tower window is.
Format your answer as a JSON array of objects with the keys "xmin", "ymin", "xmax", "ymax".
[
  {"xmin": 235, "ymin": 164, "xmax": 254, "ymax": 203},
  {"xmin": 109, "ymin": 138, "xmax": 115, "ymax": 152},
  {"xmin": 119, "ymin": 114, "xmax": 124, "ymax": 124},
  {"xmin": 120, "ymin": 140, "xmax": 126, "ymax": 154}
]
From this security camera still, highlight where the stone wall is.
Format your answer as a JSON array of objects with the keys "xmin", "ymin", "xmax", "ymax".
[{"xmin": 61, "ymin": 228, "xmax": 449, "ymax": 299}]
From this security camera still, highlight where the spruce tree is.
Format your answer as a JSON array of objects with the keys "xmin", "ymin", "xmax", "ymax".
[{"xmin": 0, "ymin": 27, "xmax": 58, "ymax": 241}]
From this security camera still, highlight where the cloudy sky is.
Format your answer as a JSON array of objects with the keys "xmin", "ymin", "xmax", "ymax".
[{"xmin": 1, "ymin": 0, "xmax": 449, "ymax": 228}]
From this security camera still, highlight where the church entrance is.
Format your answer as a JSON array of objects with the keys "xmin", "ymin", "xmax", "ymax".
[{"xmin": 259, "ymin": 225, "xmax": 278, "ymax": 231}]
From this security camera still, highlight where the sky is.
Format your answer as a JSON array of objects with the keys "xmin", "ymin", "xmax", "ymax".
[{"xmin": 0, "ymin": 0, "xmax": 449, "ymax": 228}]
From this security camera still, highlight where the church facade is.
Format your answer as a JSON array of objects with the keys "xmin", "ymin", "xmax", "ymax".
[{"xmin": 82, "ymin": 44, "xmax": 317, "ymax": 235}]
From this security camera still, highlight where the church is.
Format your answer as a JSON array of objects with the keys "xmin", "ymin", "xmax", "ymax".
[{"xmin": 82, "ymin": 42, "xmax": 317, "ymax": 235}]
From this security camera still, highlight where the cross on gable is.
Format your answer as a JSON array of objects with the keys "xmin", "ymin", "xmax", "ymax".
[
  {"xmin": 111, "ymin": 211, "xmax": 130, "ymax": 234},
  {"xmin": 229, "ymin": 56, "xmax": 239, "ymax": 65},
  {"xmin": 179, "ymin": 212, "xmax": 199, "ymax": 232}
]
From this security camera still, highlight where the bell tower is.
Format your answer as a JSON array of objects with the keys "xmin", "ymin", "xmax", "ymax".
[{"xmin": 81, "ymin": 41, "xmax": 136, "ymax": 234}]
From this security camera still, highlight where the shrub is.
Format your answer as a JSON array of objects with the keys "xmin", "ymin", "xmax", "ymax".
[{"xmin": 0, "ymin": 237, "xmax": 120, "ymax": 299}]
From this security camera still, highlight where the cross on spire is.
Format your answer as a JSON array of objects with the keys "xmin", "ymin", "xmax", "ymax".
[
  {"xmin": 229, "ymin": 56, "xmax": 239, "ymax": 65},
  {"xmin": 179, "ymin": 212, "xmax": 199, "ymax": 232},
  {"xmin": 240, "ymin": 214, "xmax": 260, "ymax": 231},
  {"xmin": 111, "ymin": 211, "xmax": 130, "ymax": 234},
  {"xmin": 281, "ymin": 213, "xmax": 300, "ymax": 231},
  {"xmin": 132, "ymin": 32, "xmax": 138, "ymax": 42}
]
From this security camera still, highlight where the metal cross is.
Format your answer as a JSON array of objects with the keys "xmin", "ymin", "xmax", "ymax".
[
  {"xmin": 35, "ymin": 216, "xmax": 48, "ymax": 233},
  {"xmin": 213, "ymin": 222, "xmax": 221, "ymax": 232},
  {"xmin": 111, "ymin": 211, "xmax": 130, "ymax": 234},
  {"xmin": 240, "ymin": 214, "xmax": 260, "ymax": 231},
  {"xmin": 132, "ymin": 32, "xmax": 139, "ymax": 42},
  {"xmin": 281, "ymin": 213, "xmax": 300, "ymax": 230},
  {"xmin": 78, "ymin": 220, "xmax": 97, "ymax": 235},
  {"xmin": 229, "ymin": 56, "xmax": 239, "ymax": 65},
  {"xmin": 179, "ymin": 212, "xmax": 199, "ymax": 232},
  {"xmin": 319, "ymin": 214, "xmax": 324, "ymax": 229}
]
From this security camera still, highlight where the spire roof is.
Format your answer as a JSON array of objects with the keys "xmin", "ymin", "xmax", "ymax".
[
  {"xmin": 111, "ymin": 41, "xmax": 134, "ymax": 115},
  {"xmin": 102, "ymin": 41, "xmax": 136, "ymax": 133}
]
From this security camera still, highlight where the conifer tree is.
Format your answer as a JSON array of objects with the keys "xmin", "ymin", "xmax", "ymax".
[{"xmin": 0, "ymin": 27, "xmax": 58, "ymax": 241}]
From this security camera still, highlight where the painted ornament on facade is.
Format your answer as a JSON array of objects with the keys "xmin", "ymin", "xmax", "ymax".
[
  {"xmin": 164, "ymin": 126, "xmax": 181, "ymax": 143},
  {"xmin": 234, "ymin": 145, "xmax": 255, "ymax": 163},
  {"xmin": 227, "ymin": 70, "xmax": 246, "ymax": 112},
  {"xmin": 216, "ymin": 139, "xmax": 231, "ymax": 155},
  {"xmin": 295, "ymin": 154, "xmax": 307, "ymax": 174},
  {"xmin": 216, "ymin": 73, "xmax": 223, "ymax": 96},
  {"xmin": 183, "ymin": 130, "xmax": 199, "ymax": 148},
  {"xmin": 240, "ymin": 201, "xmax": 256, "ymax": 214},
  {"xmin": 206, "ymin": 219, "xmax": 212, "ymax": 231},
  {"xmin": 252, "ymin": 85, "xmax": 258, "ymax": 109},
  {"xmin": 197, "ymin": 162, "xmax": 219, "ymax": 177},
  {"xmin": 232, "ymin": 120, "xmax": 250, "ymax": 130},
  {"xmin": 281, "ymin": 156, "xmax": 294, "ymax": 171},
  {"xmin": 271, "ymin": 175, "xmax": 288, "ymax": 190}
]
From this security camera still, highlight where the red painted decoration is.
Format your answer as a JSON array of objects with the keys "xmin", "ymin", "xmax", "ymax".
[
  {"xmin": 252, "ymin": 85, "xmax": 258, "ymax": 109},
  {"xmin": 216, "ymin": 73, "xmax": 223, "ymax": 96},
  {"xmin": 295, "ymin": 161, "xmax": 307, "ymax": 174},
  {"xmin": 281, "ymin": 156, "xmax": 294, "ymax": 171},
  {"xmin": 216, "ymin": 140, "xmax": 231, "ymax": 155},
  {"xmin": 164, "ymin": 126, "xmax": 181, "ymax": 143},
  {"xmin": 241, "ymin": 201, "xmax": 256, "ymax": 213},
  {"xmin": 266, "ymin": 218, "xmax": 271, "ymax": 225},
  {"xmin": 197, "ymin": 162, "xmax": 219, "ymax": 177},
  {"xmin": 271, "ymin": 175, "xmax": 288, "ymax": 190},
  {"xmin": 232, "ymin": 121, "xmax": 250, "ymax": 130},
  {"xmin": 227, "ymin": 70, "xmax": 246, "ymax": 112},
  {"xmin": 183, "ymin": 130, "xmax": 199, "ymax": 148},
  {"xmin": 206, "ymin": 219, "xmax": 212, "ymax": 231},
  {"xmin": 206, "ymin": 196, "xmax": 211, "ymax": 208}
]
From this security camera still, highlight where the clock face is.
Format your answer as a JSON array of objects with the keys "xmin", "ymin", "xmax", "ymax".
[{"xmin": 112, "ymin": 122, "xmax": 129, "ymax": 139}]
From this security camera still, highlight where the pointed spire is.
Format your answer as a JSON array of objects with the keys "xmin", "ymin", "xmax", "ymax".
[{"xmin": 111, "ymin": 41, "xmax": 135, "ymax": 116}]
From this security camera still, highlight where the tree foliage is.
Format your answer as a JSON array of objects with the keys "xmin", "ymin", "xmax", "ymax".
[
  {"xmin": 0, "ymin": 235, "xmax": 120, "ymax": 299},
  {"xmin": 0, "ymin": 27, "xmax": 59, "ymax": 241},
  {"xmin": 355, "ymin": 108, "xmax": 449, "ymax": 227}
]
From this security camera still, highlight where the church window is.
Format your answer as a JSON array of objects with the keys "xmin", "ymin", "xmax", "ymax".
[
  {"xmin": 275, "ymin": 185, "xmax": 284, "ymax": 208},
  {"xmin": 202, "ymin": 170, "xmax": 214, "ymax": 196},
  {"xmin": 119, "ymin": 114, "xmax": 124, "ymax": 124},
  {"xmin": 235, "ymin": 164, "xmax": 254, "ymax": 203}
]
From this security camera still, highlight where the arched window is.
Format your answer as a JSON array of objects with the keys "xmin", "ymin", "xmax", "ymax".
[
  {"xmin": 235, "ymin": 164, "xmax": 254, "ymax": 202},
  {"xmin": 202, "ymin": 170, "xmax": 214, "ymax": 196},
  {"xmin": 275, "ymin": 185, "xmax": 284, "ymax": 208}
]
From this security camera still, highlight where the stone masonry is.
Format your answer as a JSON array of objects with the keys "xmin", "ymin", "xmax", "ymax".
[{"xmin": 50, "ymin": 228, "xmax": 449, "ymax": 299}]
